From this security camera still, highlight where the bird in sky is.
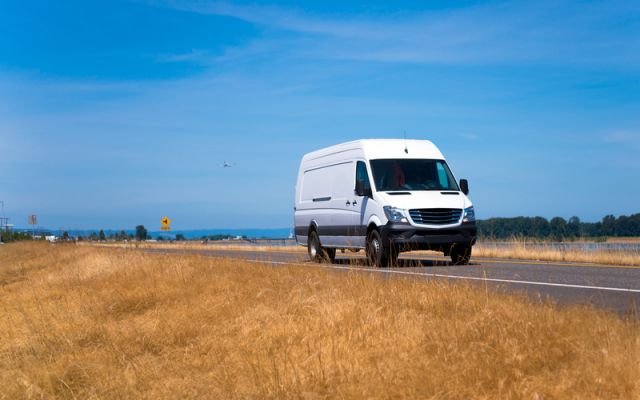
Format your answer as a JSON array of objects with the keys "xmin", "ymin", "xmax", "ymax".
[{"xmin": 221, "ymin": 161, "xmax": 234, "ymax": 168}]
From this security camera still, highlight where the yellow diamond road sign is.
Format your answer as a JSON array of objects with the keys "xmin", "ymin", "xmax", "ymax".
[{"xmin": 161, "ymin": 216, "xmax": 171, "ymax": 231}]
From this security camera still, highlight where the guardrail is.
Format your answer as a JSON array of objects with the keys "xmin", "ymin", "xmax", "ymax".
[{"xmin": 241, "ymin": 238, "xmax": 297, "ymax": 246}]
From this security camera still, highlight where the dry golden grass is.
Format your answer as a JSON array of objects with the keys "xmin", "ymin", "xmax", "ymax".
[
  {"xmin": 90, "ymin": 241, "xmax": 306, "ymax": 253},
  {"xmin": 606, "ymin": 237, "xmax": 640, "ymax": 244},
  {"xmin": 1, "ymin": 242, "xmax": 639, "ymax": 399},
  {"xmin": 474, "ymin": 241, "xmax": 640, "ymax": 267}
]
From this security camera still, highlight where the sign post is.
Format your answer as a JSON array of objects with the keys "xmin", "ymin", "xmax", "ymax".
[
  {"xmin": 161, "ymin": 216, "xmax": 171, "ymax": 231},
  {"xmin": 28, "ymin": 214, "xmax": 37, "ymax": 237}
]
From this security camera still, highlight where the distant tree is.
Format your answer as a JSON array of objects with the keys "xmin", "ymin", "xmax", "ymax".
[
  {"xmin": 135, "ymin": 225, "xmax": 148, "ymax": 241},
  {"xmin": 477, "ymin": 213, "xmax": 640, "ymax": 240},
  {"xmin": 1, "ymin": 231, "xmax": 32, "ymax": 242},
  {"xmin": 62, "ymin": 231, "xmax": 69, "ymax": 241},
  {"xmin": 567, "ymin": 216, "xmax": 581, "ymax": 238},
  {"xmin": 530, "ymin": 217, "xmax": 550, "ymax": 238},
  {"xmin": 208, "ymin": 234, "xmax": 233, "ymax": 241},
  {"xmin": 175, "ymin": 233, "xmax": 186, "ymax": 241},
  {"xmin": 113, "ymin": 230, "xmax": 127, "ymax": 241},
  {"xmin": 601, "ymin": 215, "xmax": 616, "ymax": 236},
  {"xmin": 99, "ymin": 229, "xmax": 106, "ymax": 241},
  {"xmin": 550, "ymin": 217, "xmax": 567, "ymax": 241},
  {"xmin": 89, "ymin": 232, "xmax": 98, "ymax": 241}
]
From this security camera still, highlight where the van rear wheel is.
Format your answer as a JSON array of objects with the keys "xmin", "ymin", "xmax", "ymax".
[{"xmin": 308, "ymin": 231, "xmax": 335, "ymax": 263}]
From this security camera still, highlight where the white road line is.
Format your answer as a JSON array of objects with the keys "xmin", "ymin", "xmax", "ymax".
[{"xmin": 243, "ymin": 259, "xmax": 640, "ymax": 294}]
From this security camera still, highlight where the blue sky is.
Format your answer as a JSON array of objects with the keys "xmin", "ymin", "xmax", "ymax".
[{"xmin": 1, "ymin": 0, "xmax": 639, "ymax": 230}]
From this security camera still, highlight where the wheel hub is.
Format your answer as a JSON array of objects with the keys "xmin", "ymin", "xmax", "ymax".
[{"xmin": 372, "ymin": 238, "xmax": 380, "ymax": 254}]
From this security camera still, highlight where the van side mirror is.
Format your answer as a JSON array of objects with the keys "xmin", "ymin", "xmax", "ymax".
[
  {"xmin": 460, "ymin": 179, "xmax": 469, "ymax": 195},
  {"xmin": 355, "ymin": 179, "xmax": 372, "ymax": 197}
]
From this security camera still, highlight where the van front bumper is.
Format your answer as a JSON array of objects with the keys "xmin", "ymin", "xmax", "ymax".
[{"xmin": 380, "ymin": 221, "xmax": 477, "ymax": 251}]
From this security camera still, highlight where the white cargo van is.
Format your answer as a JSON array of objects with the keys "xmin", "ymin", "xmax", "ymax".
[{"xmin": 294, "ymin": 139, "xmax": 476, "ymax": 267}]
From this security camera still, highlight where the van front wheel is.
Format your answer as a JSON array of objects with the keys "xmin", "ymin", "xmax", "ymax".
[
  {"xmin": 366, "ymin": 230, "xmax": 397, "ymax": 268},
  {"xmin": 450, "ymin": 244, "xmax": 472, "ymax": 265}
]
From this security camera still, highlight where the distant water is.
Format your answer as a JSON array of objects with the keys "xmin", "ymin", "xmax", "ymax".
[
  {"xmin": 36, "ymin": 228, "xmax": 293, "ymax": 240},
  {"xmin": 154, "ymin": 228, "xmax": 292, "ymax": 239}
]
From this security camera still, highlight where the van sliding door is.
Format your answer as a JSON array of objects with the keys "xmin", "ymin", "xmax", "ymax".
[
  {"xmin": 350, "ymin": 161, "xmax": 372, "ymax": 248},
  {"xmin": 324, "ymin": 161, "xmax": 356, "ymax": 247}
]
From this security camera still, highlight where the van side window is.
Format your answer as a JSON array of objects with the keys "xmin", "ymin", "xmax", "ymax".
[{"xmin": 356, "ymin": 161, "xmax": 371, "ymax": 191}]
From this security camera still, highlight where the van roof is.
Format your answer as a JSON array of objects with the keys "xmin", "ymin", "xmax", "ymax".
[{"xmin": 302, "ymin": 139, "xmax": 445, "ymax": 161}]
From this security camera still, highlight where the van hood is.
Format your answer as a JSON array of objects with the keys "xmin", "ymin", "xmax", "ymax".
[{"xmin": 377, "ymin": 191, "xmax": 468, "ymax": 210}]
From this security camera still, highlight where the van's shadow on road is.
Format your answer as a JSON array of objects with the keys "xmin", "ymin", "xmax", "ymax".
[{"xmin": 332, "ymin": 257, "xmax": 479, "ymax": 268}]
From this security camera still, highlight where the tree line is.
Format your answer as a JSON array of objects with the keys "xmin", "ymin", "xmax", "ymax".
[
  {"xmin": 86, "ymin": 226, "xmax": 149, "ymax": 241},
  {"xmin": 477, "ymin": 213, "xmax": 640, "ymax": 240},
  {"xmin": 0, "ymin": 225, "xmax": 150, "ymax": 243}
]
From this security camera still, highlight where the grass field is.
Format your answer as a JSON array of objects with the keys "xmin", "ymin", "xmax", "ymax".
[
  {"xmin": 2, "ymin": 242, "xmax": 639, "ymax": 398},
  {"xmin": 473, "ymin": 241, "xmax": 640, "ymax": 266},
  {"xmin": 92, "ymin": 241, "xmax": 306, "ymax": 254},
  {"xmin": 607, "ymin": 237, "xmax": 640, "ymax": 244}
]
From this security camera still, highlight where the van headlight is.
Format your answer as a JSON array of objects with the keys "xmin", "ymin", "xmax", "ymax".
[
  {"xmin": 463, "ymin": 206, "xmax": 475, "ymax": 222},
  {"xmin": 383, "ymin": 206, "xmax": 408, "ymax": 223}
]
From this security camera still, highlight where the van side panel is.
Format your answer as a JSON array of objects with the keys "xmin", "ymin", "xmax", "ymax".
[
  {"xmin": 295, "ymin": 148, "xmax": 363, "ymax": 247},
  {"xmin": 323, "ymin": 161, "xmax": 355, "ymax": 247},
  {"xmin": 296, "ymin": 161, "xmax": 354, "ymax": 246},
  {"xmin": 300, "ymin": 167, "xmax": 332, "ymax": 202}
]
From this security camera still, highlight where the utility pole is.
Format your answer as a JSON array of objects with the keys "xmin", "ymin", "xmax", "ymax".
[{"xmin": 0, "ymin": 201, "xmax": 4, "ymax": 242}]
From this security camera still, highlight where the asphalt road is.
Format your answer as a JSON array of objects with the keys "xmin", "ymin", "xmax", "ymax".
[{"xmin": 146, "ymin": 247, "xmax": 640, "ymax": 316}]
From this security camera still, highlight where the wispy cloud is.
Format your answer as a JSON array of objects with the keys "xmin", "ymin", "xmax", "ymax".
[
  {"xmin": 159, "ymin": 0, "xmax": 388, "ymax": 39},
  {"xmin": 157, "ymin": 49, "xmax": 211, "ymax": 63},
  {"xmin": 602, "ymin": 131, "xmax": 640, "ymax": 148},
  {"xmin": 155, "ymin": 0, "xmax": 640, "ymax": 67}
]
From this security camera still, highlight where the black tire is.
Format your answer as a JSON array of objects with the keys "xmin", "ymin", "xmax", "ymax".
[
  {"xmin": 325, "ymin": 248, "xmax": 336, "ymax": 264},
  {"xmin": 308, "ymin": 231, "xmax": 334, "ymax": 263},
  {"xmin": 388, "ymin": 245, "xmax": 400, "ymax": 267},
  {"xmin": 366, "ymin": 230, "xmax": 397, "ymax": 268},
  {"xmin": 450, "ymin": 244, "xmax": 472, "ymax": 265}
]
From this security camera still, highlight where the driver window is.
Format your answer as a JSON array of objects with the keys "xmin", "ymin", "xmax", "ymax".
[
  {"xmin": 356, "ymin": 161, "xmax": 371, "ymax": 191},
  {"xmin": 436, "ymin": 162, "xmax": 449, "ymax": 188}
]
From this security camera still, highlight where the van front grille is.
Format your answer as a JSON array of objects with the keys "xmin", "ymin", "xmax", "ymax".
[{"xmin": 409, "ymin": 208, "xmax": 462, "ymax": 225}]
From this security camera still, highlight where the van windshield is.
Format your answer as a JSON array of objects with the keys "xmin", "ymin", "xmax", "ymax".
[{"xmin": 370, "ymin": 159, "xmax": 460, "ymax": 192}]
